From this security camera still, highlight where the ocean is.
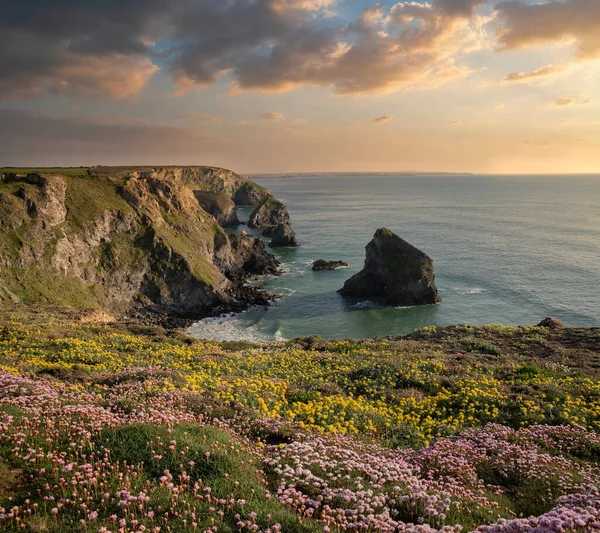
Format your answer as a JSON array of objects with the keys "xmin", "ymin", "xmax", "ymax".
[{"xmin": 188, "ymin": 174, "xmax": 600, "ymax": 341}]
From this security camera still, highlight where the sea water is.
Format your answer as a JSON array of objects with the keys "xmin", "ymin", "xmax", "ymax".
[{"xmin": 188, "ymin": 174, "xmax": 600, "ymax": 341}]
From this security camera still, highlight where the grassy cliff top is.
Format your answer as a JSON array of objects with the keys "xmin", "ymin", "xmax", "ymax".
[{"xmin": 1, "ymin": 167, "xmax": 90, "ymax": 175}]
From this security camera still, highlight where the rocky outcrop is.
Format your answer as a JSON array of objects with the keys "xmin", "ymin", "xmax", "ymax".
[
  {"xmin": 338, "ymin": 228, "xmax": 440, "ymax": 306},
  {"xmin": 0, "ymin": 167, "xmax": 285, "ymax": 320},
  {"xmin": 234, "ymin": 181, "xmax": 271, "ymax": 206},
  {"xmin": 228, "ymin": 234, "xmax": 280, "ymax": 276},
  {"xmin": 313, "ymin": 260, "xmax": 348, "ymax": 271},
  {"xmin": 248, "ymin": 197, "xmax": 299, "ymax": 248},
  {"xmin": 248, "ymin": 198, "xmax": 289, "ymax": 229},
  {"xmin": 269, "ymin": 224, "xmax": 299, "ymax": 248},
  {"xmin": 538, "ymin": 317, "xmax": 564, "ymax": 329}
]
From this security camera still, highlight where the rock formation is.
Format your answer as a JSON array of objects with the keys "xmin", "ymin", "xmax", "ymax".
[
  {"xmin": 248, "ymin": 197, "xmax": 299, "ymax": 247},
  {"xmin": 234, "ymin": 181, "xmax": 271, "ymax": 206},
  {"xmin": 538, "ymin": 317, "xmax": 564, "ymax": 329},
  {"xmin": 194, "ymin": 191, "xmax": 240, "ymax": 227},
  {"xmin": 269, "ymin": 224, "xmax": 299, "ymax": 248},
  {"xmin": 0, "ymin": 166, "xmax": 286, "ymax": 321},
  {"xmin": 313, "ymin": 260, "xmax": 349, "ymax": 271},
  {"xmin": 338, "ymin": 228, "xmax": 440, "ymax": 306}
]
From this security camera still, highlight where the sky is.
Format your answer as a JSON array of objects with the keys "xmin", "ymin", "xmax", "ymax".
[{"xmin": 1, "ymin": 0, "xmax": 599, "ymax": 174}]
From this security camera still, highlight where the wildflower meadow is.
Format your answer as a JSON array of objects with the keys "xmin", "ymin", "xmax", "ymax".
[{"xmin": 1, "ymin": 311, "xmax": 600, "ymax": 532}]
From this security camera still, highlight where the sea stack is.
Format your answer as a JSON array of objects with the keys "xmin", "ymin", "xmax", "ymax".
[
  {"xmin": 338, "ymin": 228, "xmax": 440, "ymax": 306},
  {"xmin": 248, "ymin": 197, "xmax": 299, "ymax": 248}
]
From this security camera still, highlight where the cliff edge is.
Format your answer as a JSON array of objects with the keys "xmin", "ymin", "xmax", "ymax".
[{"xmin": 0, "ymin": 166, "xmax": 288, "ymax": 321}]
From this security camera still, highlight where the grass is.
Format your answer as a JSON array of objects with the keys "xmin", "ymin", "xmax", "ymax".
[
  {"xmin": 1, "ymin": 167, "xmax": 90, "ymax": 176},
  {"xmin": 63, "ymin": 175, "xmax": 133, "ymax": 231},
  {"xmin": 0, "ymin": 168, "xmax": 232, "ymax": 310}
]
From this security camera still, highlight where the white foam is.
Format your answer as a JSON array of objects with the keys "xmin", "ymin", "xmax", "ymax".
[
  {"xmin": 460, "ymin": 287, "xmax": 485, "ymax": 294},
  {"xmin": 352, "ymin": 300, "xmax": 379, "ymax": 310},
  {"xmin": 271, "ymin": 287, "xmax": 297, "ymax": 296},
  {"xmin": 187, "ymin": 311, "xmax": 279, "ymax": 342}
]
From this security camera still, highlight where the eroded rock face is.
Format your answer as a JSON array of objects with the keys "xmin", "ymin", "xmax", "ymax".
[
  {"xmin": 194, "ymin": 191, "xmax": 240, "ymax": 228},
  {"xmin": 228, "ymin": 234, "xmax": 280, "ymax": 276},
  {"xmin": 313, "ymin": 260, "xmax": 348, "ymax": 271},
  {"xmin": 338, "ymin": 228, "xmax": 440, "ymax": 306},
  {"xmin": 233, "ymin": 181, "xmax": 271, "ymax": 206},
  {"xmin": 0, "ymin": 167, "xmax": 285, "ymax": 318},
  {"xmin": 248, "ymin": 198, "xmax": 290, "ymax": 229}
]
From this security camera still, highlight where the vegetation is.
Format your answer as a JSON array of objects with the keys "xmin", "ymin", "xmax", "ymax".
[
  {"xmin": 63, "ymin": 175, "xmax": 133, "ymax": 231},
  {"xmin": 0, "ymin": 167, "xmax": 90, "ymax": 176},
  {"xmin": 1, "ymin": 310, "xmax": 600, "ymax": 532}
]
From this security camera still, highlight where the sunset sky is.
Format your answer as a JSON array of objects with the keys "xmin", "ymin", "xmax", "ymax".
[{"xmin": 1, "ymin": 0, "xmax": 599, "ymax": 174}]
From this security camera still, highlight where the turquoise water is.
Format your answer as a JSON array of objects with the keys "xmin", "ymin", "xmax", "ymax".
[{"xmin": 188, "ymin": 174, "xmax": 600, "ymax": 341}]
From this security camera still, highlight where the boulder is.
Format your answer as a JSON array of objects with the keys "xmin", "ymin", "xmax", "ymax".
[
  {"xmin": 269, "ymin": 223, "xmax": 299, "ymax": 248},
  {"xmin": 313, "ymin": 260, "xmax": 348, "ymax": 271},
  {"xmin": 537, "ymin": 316, "xmax": 565, "ymax": 329},
  {"xmin": 338, "ymin": 228, "xmax": 440, "ymax": 306}
]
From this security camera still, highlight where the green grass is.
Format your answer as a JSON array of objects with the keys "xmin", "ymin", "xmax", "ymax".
[
  {"xmin": 63, "ymin": 175, "xmax": 133, "ymax": 230},
  {"xmin": 3, "ymin": 267, "xmax": 104, "ymax": 309},
  {"xmin": 1, "ymin": 167, "xmax": 90, "ymax": 176}
]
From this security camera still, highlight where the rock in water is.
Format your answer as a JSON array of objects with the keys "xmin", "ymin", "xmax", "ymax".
[
  {"xmin": 338, "ymin": 228, "xmax": 440, "ymax": 306},
  {"xmin": 269, "ymin": 223, "xmax": 299, "ymax": 248},
  {"xmin": 249, "ymin": 197, "xmax": 299, "ymax": 248},
  {"xmin": 313, "ymin": 260, "xmax": 348, "ymax": 271}
]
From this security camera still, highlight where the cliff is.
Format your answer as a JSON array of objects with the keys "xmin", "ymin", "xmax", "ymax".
[
  {"xmin": 0, "ymin": 166, "xmax": 285, "ymax": 320},
  {"xmin": 339, "ymin": 228, "xmax": 440, "ymax": 306}
]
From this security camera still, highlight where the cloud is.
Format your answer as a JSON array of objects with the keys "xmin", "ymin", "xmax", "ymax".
[
  {"xmin": 0, "ymin": 108, "xmax": 208, "ymax": 165},
  {"xmin": 224, "ymin": 1, "xmax": 487, "ymax": 95},
  {"xmin": 373, "ymin": 115, "xmax": 394, "ymax": 124},
  {"xmin": 259, "ymin": 113, "xmax": 287, "ymax": 121},
  {"xmin": 0, "ymin": 1, "xmax": 165, "ymax": 101},
  {"xmin": 0, "ymin": 0, "xmax": 489, "ymax": 101},
  {"xmin": 550, "ymin": 96, "xmax": 590, "ymax": 108},
  {"xmin": 495, "ymin": 0, "xmax": 600, "ymax": 58},
  {"xmin": 177, "ymin": 112, "xmax": 222, "ymax": 124},
  {"xmin": 434, "ymin": 0, "xmax": 487, "ymax": 18},
  {"xmin": 554, "ymin": 98, "xmax": 574, "ymax": 107},
  {"xmin": 503, "ymin": 64, "xmax": 567, "ymax": 82}
]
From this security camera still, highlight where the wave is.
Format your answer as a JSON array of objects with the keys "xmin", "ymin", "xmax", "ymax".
[
  {"xmin": 459, "ymin": 287, "xmax": 486, "ymax": 295},
  {"xmin": 187, "ymin": 310, "xmax": 280, "ymax": 342},
  {"xmin": 271, "ymin": 287, "xmax": 297, "ymax": 297},
  {"xmin": 352, "ymin": 300, "xmax": 379, "ymax": 310}
]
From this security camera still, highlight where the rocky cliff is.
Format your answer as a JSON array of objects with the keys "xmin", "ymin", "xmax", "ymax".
[
  {"xmin": 338, "ymin": 228, "xmax": 440, "ymax": 306},
  {"xmin": 0, "ymin": 166, "xmax": 286, "ymax": 320}
]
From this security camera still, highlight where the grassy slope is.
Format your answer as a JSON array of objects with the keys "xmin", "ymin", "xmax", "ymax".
[
  {"xmin": 1, "ymin": 310, "xmax": 600, "ymax": 531},
  {"xmin": 0, "ymin": 170, "xmax": 226, "ymax": 309}
]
